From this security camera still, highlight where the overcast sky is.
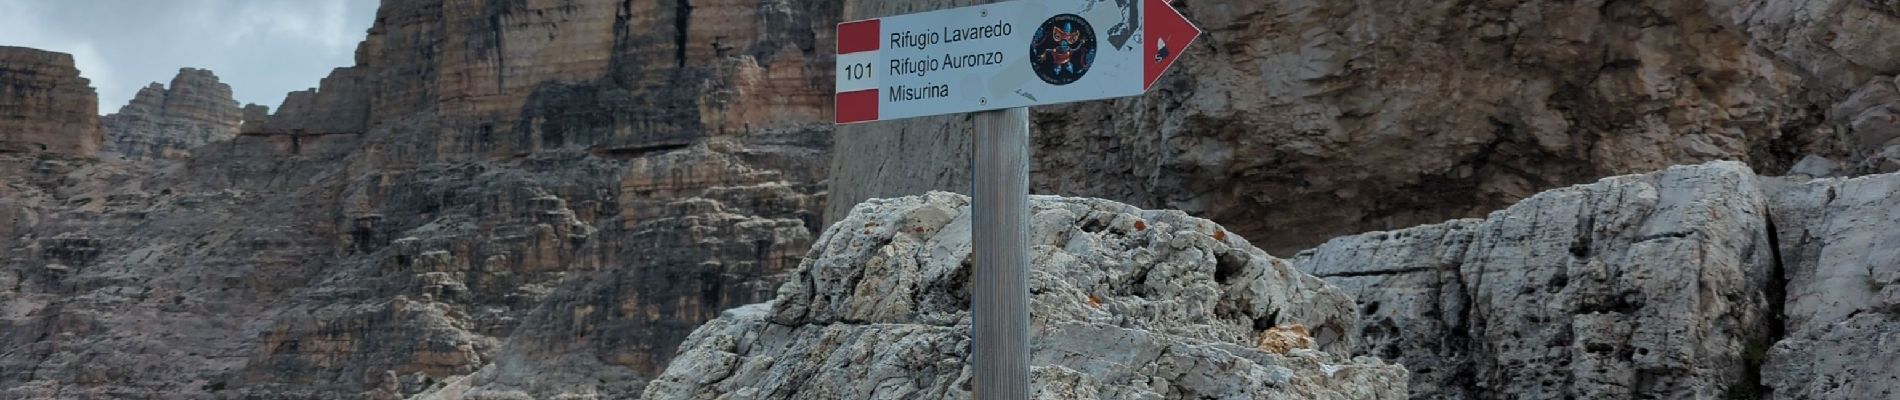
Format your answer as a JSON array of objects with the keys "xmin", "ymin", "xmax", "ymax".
[{"xmin": 0, "ymin": 0, "xmax": 379, "ymax": 115}]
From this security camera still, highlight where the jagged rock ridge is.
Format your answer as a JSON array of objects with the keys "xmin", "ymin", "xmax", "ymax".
[{"xmin": 101, "ymin": 68, "xmax": 244, "ymax": 159}]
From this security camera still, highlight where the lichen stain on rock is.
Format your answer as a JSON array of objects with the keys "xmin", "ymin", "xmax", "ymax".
[{"xmin": 1258, "ymin": 323, "xmax": 1318, "ymax": 354}]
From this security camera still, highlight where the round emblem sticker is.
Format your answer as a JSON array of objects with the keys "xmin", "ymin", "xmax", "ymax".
[{"xmin": 1030, "ymin": 14, "xmax": 1096, "ymax": 85}]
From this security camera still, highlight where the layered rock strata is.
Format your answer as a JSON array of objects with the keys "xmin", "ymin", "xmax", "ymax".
[
  {"xmin": 1, "ymin": 0, "xmax": 840, "ymax": 397},
  {"xmin": 101, "ymin": 68, "xmax": 243, "ymax": 159},
  {"xmin": 0, "ymin": 46, "xmax": 101, "ymax": 156},
  {"xmin": 246, "ymin": 0, "xmax": 837, "ymax": 153}
]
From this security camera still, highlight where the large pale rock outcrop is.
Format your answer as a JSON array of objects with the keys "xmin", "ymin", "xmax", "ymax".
[
  {"xmin": 642, "ymin": 193, "xmax": 1408, "ymax": 399},
  {"xmin": 0, "ymin": 46, "xmax": 101, "ymax": 156},
  {"xmin": 1294, "ymin": 162, "xmax": 1781, "ymax": 399},
  {"xmin": 101, "ymin": 68, "xmax": 243, "ymax": 159},
  {"xmin": 1294, "ymin": 161, "xmax": 1900, "ymax": 399},
  {"xmin": 829, "ymin": 0, "xmax": 1891, "ymax": 254},
  {"xmin": 1760, "ymin": 173, "xmax": 1900, "ymax": 399}
]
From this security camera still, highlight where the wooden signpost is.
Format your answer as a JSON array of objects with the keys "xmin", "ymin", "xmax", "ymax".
[{"xmin": 835, "ymin": 0, "xmax": 1201, "ymax": 397}]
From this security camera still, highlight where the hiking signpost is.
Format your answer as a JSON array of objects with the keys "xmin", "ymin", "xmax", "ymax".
[
  {"xmin": 834, "ymin": 0, "xmax": 1200, "ymax": 397},
  {"xmin": 834, "ymin": 0, "xmax": 1200, "ymax": 124}
]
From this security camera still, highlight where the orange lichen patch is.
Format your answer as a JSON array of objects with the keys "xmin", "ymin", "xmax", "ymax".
[
  {"xmin": 1087, "ymin": 294, "xmax": 1102, "ymax": 309},
  {"xmin": 1257, "ymin": 324, "xmax": 1317, "ymax": 354},
  {"xmin": 1213, "ymin": 229, "xmax": 1227, "ymax": 241},
  {"xmin": 1133, "ymin": 220, "xmax": 1147, "ymax": 231}
]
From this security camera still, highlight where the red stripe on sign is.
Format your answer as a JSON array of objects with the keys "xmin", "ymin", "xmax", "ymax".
[
  {"xmin": 836, "ymin": 89, "xmax": 879, "ymax": 124},
  {"xmin": 837, "ymin": 19, "xmax": 880, "ymax": 54}
]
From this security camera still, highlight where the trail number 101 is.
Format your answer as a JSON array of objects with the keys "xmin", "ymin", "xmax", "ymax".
[{"xmin": 843, "ymin": 62, "xmax": 873, "ymax": 80}]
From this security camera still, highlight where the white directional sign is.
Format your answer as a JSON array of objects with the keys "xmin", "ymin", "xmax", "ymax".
[{"xmin": 834, "ymin": 0, "xmax": 1201, "ymax": 124}]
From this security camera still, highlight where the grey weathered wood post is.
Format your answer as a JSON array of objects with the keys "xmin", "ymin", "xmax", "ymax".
[{"xmin": 972, "ymin": 106, "xmax": 1031, "ymax": 399}]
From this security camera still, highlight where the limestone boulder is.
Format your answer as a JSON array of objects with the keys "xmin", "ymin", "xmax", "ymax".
[
  {"xmin": 1295, "ymin": 162, "xmax": 1781, "ymax": 399},
  {"xmin": 1760, "ymin": 172, "xmax": 1900, "ymax": 399},
  {"xmin": 1295, "ymin": 161, "xmax": 1900, "ymax": 399},
  {"xmin": 643, "ymin": 193, "xmax": 1408, "ymax": 399}
]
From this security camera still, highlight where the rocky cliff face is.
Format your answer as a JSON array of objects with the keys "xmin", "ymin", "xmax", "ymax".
[
  {"xmin": 0, "ymin": 46, "xmax": 101, "ymax": 156},
  {"xmin": 640, "ymin": 193, "xmax": 1408, "ymax": 400},
  {"xmin": 1715, "ymin": 0, "xmax": 1900, "ymax": 175},
  {"xmin": 2, "ymin": 0, "xmax": 837, "ymax": 398},
  {"xmin": 830, "ymin": 0, "xmax": 1900, "ymax": 254},
  {"xmin": 246, "ymin": 0, "xmax": 835, "ymax": 152},
  {"xmin": 1294, "ymin": 161, "xmax": 1900, "ymax": 399},
  {"xmin": 101, "ymin": 68, "xmax": 244, "ymax": 159}
]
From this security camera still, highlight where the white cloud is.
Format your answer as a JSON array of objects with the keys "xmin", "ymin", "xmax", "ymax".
[
  {"xmin": 0, "ymin": 1, "xmax": 118, "ymax": 112},
  {"xmin": 66, "ymin": 43, "xmax": 117, "ymax": 108},
  {"xmin": 316, "ymin": 1, "xmax": 356, "ymax": 51},
  {"xmin": 224, "ymin": 1, "xmax": 359, "ymax": 51},
  {"xmin": 0, "ymin": 0, "xmax": 378, "ymax": 114}
]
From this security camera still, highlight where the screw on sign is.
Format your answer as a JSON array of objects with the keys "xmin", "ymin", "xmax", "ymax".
[{"xmin": 833, "ymin": 0, "xmax": 1199, "ymax": 399}]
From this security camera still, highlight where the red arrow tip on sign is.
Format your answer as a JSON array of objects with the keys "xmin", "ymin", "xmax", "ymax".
[{"xmin": 1143, "ymin": 0, "xmax": 1201, "ymax": 91}]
